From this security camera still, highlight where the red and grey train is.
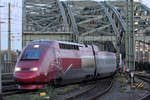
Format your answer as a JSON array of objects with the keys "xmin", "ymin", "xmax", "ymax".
[{"xmin": 14, "ymin": 40, "xmax": 117, "ymax": 90}]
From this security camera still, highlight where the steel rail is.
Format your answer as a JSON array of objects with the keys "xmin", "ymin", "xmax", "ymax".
[
  {"xmin": 135, "ymin": 74, "xmax": 150, "ymax": 83},
  {"xmin": 88, "ymin": 79, "xmax": 113, "ymax": 100},
  {"xmin": 138, "ymin": 92, "xmax": 150, "ymax": 100},
  {"xmin": 2, "ymin": 85, "xmax": 18, "ymax": 92},
  {"xmin": 64, "ymin": 83, "xmax": 97, "ymax": 100},
  {"xmin": 136, "ymin": 74, "xmax": 150, "ymax": 100},
  {"xmin": 1, "ymin": 89, "xmax": 39, "ymax": 96},
  {"xmin": 64, "ymin": 77, "xmax": 113, "ymax": 100}
]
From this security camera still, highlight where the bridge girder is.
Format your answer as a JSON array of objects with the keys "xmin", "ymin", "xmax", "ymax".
[
  {"xmin": 23, "ymin": 0, "xmax": 150, "ymax": 50},
  {"xmin": 23, "ymin": 0, "xmax": 70, "ymax": 32},
  {"xmin": 109, "ymin": 1, "xmax": 150, "ymax": 39}
]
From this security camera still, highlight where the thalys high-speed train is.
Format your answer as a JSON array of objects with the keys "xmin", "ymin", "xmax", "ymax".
[{"xmin": 14, "ymin": 40, "xmax": 116, "ymax": 90}]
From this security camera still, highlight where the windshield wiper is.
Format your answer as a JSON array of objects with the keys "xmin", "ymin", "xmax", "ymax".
[{"xmin": 21, "ymin": 58, "xmax": 39, "ymax": 60}]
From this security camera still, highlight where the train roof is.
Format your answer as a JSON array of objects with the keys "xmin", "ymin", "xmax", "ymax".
[
  {"xmin": 98, "ymin": 51, "xmax": 116, "ymax": 56},
  {"xmin": 31, "ymin": 40, "xmax": 90, "ymax": 47},
  {"xmin": 57, "ymin": 41, "xmax": 85, "ymax": 47}
]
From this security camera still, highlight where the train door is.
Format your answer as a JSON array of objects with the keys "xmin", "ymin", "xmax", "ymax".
[
  {"xmin": 60, "ymin": 49, "xmax": 82, "ymax": 83},
  {"xmin": 91, "ymin": 45, "xmax": 97, "ymax": 78},
  {"xmin": 47, "ymin": 48, "xmax": 62, "ymax": 82},
  {"xmin": 55, "ymin": 49, "xmax": 62, "ymax": 72},
  {"xmin": 80, "ymin": 45, "xmax": 96, "ymax": 81}
]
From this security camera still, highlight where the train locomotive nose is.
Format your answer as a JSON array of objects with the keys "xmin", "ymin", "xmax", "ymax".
[{"xmin": 14, "ymin": 67, "xmax": 40, "ymax": 83}]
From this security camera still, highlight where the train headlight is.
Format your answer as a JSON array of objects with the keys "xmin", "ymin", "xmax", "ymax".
[
  {"xmin": 15, "ymin": 67, "xmax": 21, "ymax": 72},
  {"xmin": 30, "ymin": 67, "xmax": 38, "ymax": 71}
]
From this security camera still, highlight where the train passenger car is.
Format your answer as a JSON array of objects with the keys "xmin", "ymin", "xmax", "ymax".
[
  {"xmin": 96, "ymin": 52, "xmax": 116, "ymax": 78},
  {"xmin": 14, "ymin": 40, "xmax": 116, "ymax": 90}
]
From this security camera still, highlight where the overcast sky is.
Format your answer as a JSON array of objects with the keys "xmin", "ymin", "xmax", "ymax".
[{"xmin": 0, "ymin": 0, "xmax": 150, "ymax": 50}]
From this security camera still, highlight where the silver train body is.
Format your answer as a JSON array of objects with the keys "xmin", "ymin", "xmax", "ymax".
[{"xmin": 55, "ymin": 43, "xmax": 117, "ymax": 84}]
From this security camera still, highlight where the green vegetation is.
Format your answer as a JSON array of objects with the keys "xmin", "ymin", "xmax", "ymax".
[
  {"xmin": 115, "ymin": 73, "xmax": 128, "ymax": 84},
  {"xmin": 55, "ymin": 85, "xmax": 79, "ymax": 95},
  {"xmin": 115, "ymin": 73, "xmax": 130, "ymax": 92},
  {"xmin": 4, "ymin": 84, "xmax": 79, "ymax": 100},
  {"xmin": 5, "ymin": 94, "xmax": 45, "ymax": 100},
  {"xmin": 115, "ymin": 72, "xmax": 146, "ymax": 93}
]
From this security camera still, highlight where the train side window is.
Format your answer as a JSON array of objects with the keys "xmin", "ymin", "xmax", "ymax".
[{"xmin": 59, "ymin": 43, "xmax": 79, "ymax": 50}]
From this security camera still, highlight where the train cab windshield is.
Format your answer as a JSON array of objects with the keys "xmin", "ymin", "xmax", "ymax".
[{"xmin": 21, "ymin": 49, "xmax": 43, "ymax": 60}]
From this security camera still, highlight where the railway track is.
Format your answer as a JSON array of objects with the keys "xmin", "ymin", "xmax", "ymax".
[
  {"xmin": 1, "ymin": 74, "xmax": 113, "ymax": 99},
  {"xmin": 1, "ymin": 83, "xmax": 40, "ymax": 96},
  {"xmin": 1, "ymin": 83, "xmax": 22, "ymax": 96},
  {"xmin": 2, "ymin": 81, "xmax": 39, "ymax": 96},
  {"xmin": 136, "ymin": 74, "xmax": 150, "ymax": 100},
  {"xmin": 63, "ymin": 77, "xmax": 113, "ymax": 100},
  {"xmin": 135, "ymin": 74, "xmax": 150, "ymax": 83},
  {"xmin": 2, "ymin": 85, "xmax": 18, "ymax": 92},
  {"xmin": 1, "ymin": 73, "xmax": 20, "ymax": 96},
  {"xmin": 2, "ymin": 89, "xmax": 40, "ymax": 97},
  {"xmin": 138, "ymin": 93, "xmax": 150, "ymax": 100},
  {"xmin": 2, "ymin": 90, "xmax": 23, "ymax": 96},
  {"xmin": 2, "ymin": 79, "xmax": 18, "ymax": 94}
]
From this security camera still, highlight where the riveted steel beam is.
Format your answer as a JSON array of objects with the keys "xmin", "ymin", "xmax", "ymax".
[
  {"xmin": 105, "ymin": 2, "xmax": 126, "ymax": 34},
  {"xmin": 97, "ymin": 2, "xmax": 119, "ymax": 36},
  {"xmin": 110, "ymin": 1, "xmax": 150, "ymax": 36},
  {"xmin": 140, "ymin": 3, "xmax": 150, "ymax": 14},
  {"xmin": 57, "ymin": 0, "xmax": 69, "ymax": 32},
  {"xmin": 97, "ymin": 2, "xmax": 121, "ymax": 66},
  {"xmin": 62, "ymin": 1, "xmax": 79, "ymax": 42},
  {"xmin": 78, "ymin": 16, "xmax": 103, "ymax": 25},
  {"xmin": 24, "ymin": 0, "xmax": 70, "ymax": 33},
  {"xmin": 81, "ymin": 24, "xmax": 111, "ymax": 36}
]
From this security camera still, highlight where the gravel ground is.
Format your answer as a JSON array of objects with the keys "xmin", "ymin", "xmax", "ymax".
[
  {"xmin": 54, "ymin": 72, "xmax": 150, "ymax": 100},
  {"xmin": 54, "ymin": 79, "xmax": 112, "ymax": 100},
  {"xmin": 53, "ymin": 84, "xmax": 94, "ymax": 100},
  {"xmin": 97, "ymin": 73, "xmax": 150, "ymax": 100}
]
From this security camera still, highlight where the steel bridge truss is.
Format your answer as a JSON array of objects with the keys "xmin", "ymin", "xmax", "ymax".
[
  {"xmin": 23, "ymin": 0, "xmax": 70, "ymax": 32},
  {"xmin": 23, "ymin": 0, "xmax": 150, "ymax": 51}
]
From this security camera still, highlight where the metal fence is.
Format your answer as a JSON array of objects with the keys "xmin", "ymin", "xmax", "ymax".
[{"xmin": 1, "ymin": 61, "xmax": 16, "ymax": 74}]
